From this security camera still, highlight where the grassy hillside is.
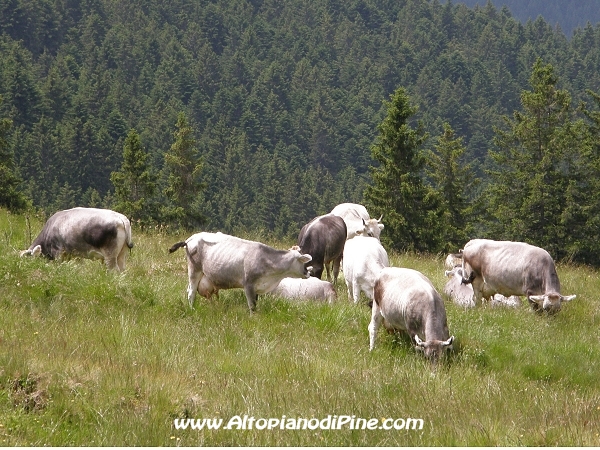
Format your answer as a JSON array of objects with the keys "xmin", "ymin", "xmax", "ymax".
[{"xmin": 0, "ymin": 209, "xmax": 599, "ymax": 446}]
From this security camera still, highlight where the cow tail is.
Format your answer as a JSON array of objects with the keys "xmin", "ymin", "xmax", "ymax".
[
  {"xmin": 126, "ymin": 220, "xmax": 134, "ymax": 250},
  {"xmin": 169, "ymin": 241, "xmax": 187, "ymax": 253}
]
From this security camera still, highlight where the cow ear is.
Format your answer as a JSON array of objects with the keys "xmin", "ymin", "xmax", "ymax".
[
  {"xmin": 528, "ymin": 295, "xmax": 545, "ymax": 304},
  {"xmin": 561, "ymin": 294, "xmax": 576, "ymax": 302},
  {"xmin": 299, "ymin": 254, "xmax": 312, "ymax": 264}
]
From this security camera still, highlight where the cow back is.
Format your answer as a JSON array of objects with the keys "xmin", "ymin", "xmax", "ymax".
[{"xmin": 297, "ymin": 214, "xmax": 347, "ymax": 277}]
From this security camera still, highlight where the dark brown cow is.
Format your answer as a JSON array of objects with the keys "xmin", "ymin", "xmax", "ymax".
[{"xmin": 297, "ymin": 214, "xmax": 347, "ymax": 283}]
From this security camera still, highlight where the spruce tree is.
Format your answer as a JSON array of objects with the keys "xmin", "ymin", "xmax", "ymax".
[
  {"xmin": 485, "ymin": 59, "xmax": 579, "ymax": 259},
  {"xmin": 162, "ymin": 112, "xmax": 205, "ymax": 230},
  {"xmin": 0, "ymin": 97, "xmax": 29, "ymax": 211},
  {"xmin": 110, "ymin": 129, "xmax": 156, "ymax": 225},
  {"xmin": 426, "ymin": 123, "xmax": 477, "ymax": 251},
  {"xmin": 365, "ymin": 87, "xmax": 441, "ymax": 252}
]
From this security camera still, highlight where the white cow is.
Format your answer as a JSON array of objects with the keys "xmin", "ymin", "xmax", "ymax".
[
  {"xmin": 342, "ymin": 235, "xmax": 389, "ymax": 304},
  {"xmin": 330, "ymin": 203, "xmax": 384, "ymax": 240},
  {"xmin": 443, "ymin": 266, "xmax": 475, "ymax": 308},
  {"xmin": 370, "ymin": 267, "xmax": 454, "ymax": 361},
  {"xmin": 461, "ymin": 239, "xmax": 576, "ymax": 313},
  {"xmin": 20, "ymin": 207, "xmax": 133, "ymax": 271},
  {"xmin": 270, "ymin": 277, "xmax": 337, "ymax": 303},
  {"xmin": 443, "ymin": 266, "xmax": 520, "ymax": 308},
  {"xmin": 169, "ymin": 233, "xmax": 312, "ymax": 311},
  {"xmin": 444, "ymin": 252, "xmax": 463, "ymax": 270}
]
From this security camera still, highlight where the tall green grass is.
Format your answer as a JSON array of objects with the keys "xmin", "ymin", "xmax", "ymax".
[{"xmin": 1, "ymin": 209, "xmax": 599, "ymax": 445}]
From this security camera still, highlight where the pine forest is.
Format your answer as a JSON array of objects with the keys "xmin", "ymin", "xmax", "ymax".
[{"xmin": 2, "ymin": 0, "xmax": 600, "ymax": 264}]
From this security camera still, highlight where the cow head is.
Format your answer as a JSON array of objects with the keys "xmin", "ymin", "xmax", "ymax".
[
  {"xmin": 361, "ymin": 217, "xmax": 384, "ymax": 239},
  {"xmin": 528, "ymin": 293, "xmax": 576, "ymax": 314},
  {"xmin": 414, "ymin": 335, "xmax": 454, "ymax": 361},
  {"xmin": 289, "ymin": 246, "xmax": 313, "ymax": 278},
  {"xmin": 444, "ymin": 267, "xmax": 464, "ymax": 278}
]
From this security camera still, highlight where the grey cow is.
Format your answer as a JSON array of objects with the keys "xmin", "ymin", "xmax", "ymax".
[
  {"xmin": 169, "ymin": 232, "xmax": 312, "ymax": 311},
  {"xmin": 461, "ymin": 239, "xmax": 576, "ymax": 313},
  {"xmin": 20, "ymin": 207, "xmax": 133, "ymax": 271},
  {"xmin": 369, "ymin": 267, "xmax": 454, "ymax": 361}
]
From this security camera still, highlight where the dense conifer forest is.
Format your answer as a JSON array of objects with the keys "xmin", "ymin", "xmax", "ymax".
[{"xmin": 1, "ymin": 0, "xmax": 600, "ymax": 263}]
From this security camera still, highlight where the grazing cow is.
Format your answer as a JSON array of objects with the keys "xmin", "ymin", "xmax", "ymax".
[
  {"xmin": 20, "ymin": 207, "xmax": 133, "ymax": 271},
  {"xmin": 444, "ymin": 252, "xmax": 463, "ymax": 270},
  {"xmin": 342, "ymin": 235, "xmax": 389, "ymax": 304},
  {"xmin": 461, "ymin": 239, "xmax": 576, "ymax": 313},
  {"xmin": 169, "ymin": 233, "xmax": 312, "ymax": 311},
  {"xmin": 330, "ymin": 203, "xmax": 384, "ymax": 240},
  {"xmin": 270, "ymin": 277, "xmax": 337, "ymax": 303},
  {"xmin": 369, "ymin": 267, "xmax": 454, "ymax": 361},
  {"xmin": 297, "ymin": 214, "xmax": 346, "ymax": 283}
]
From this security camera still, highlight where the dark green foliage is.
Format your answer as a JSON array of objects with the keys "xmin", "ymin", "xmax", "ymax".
[
  {"xmin": 426, "ymin": 123, "xmax": 477, "ymax": 251},
  {"xmin": 1, "ymin": 0, "xmax": 600, "ymax": 258},
  {"xmin": 365, "ymin": 87, "xmax": 442, "ymax": 252},
  {"xmin": 484, "ymin": 59, "xmax": 583, "ymax": 260},
  {"xmin": 0, "ymin": 97, "xmax": 29, "ymax": 211},
  {"xmin": 110, "ymin": 129, "xmax": 156, "ymax": 224},
  {"xmin": 161, "ymin": 112, "xmax": 205, "ymax": 230}
]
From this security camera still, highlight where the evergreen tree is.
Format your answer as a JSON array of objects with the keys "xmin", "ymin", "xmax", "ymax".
[
  {"xmin": 426, "ymin": 122, "xmax": 477, "ymax": 251},
  {"xmin": 485, "ymin": 59, "xmax": 579, "ymax": 259},
  {"xmin": 569, "ymin": 89, "xmax": 600, "ymax": 264},
  {"xmin": 110, "ymin": 129, "xmax": 156, "ymax": 225},
  {"xmin": 0, "ymin": 96, "xmax": 28, "ymax": 211},
  {"xmin": 161, "ymin": 112, "xmax": 205, "ymax": 230},
  {"xmin": 365, "ymin": 87, "xmax": 441, "ymax": 252}
]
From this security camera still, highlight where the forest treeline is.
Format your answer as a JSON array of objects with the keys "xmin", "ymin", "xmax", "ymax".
[
  {"xmin": 1, "ymin": 0, "xmax": 600, "ymax": 263},
  {"xmin": 455, "ymin": 0, "xmax": 600, "ymax": 37}
]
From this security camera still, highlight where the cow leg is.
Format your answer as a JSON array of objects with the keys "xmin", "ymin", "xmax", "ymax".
[
  {"xmin": 116, "ymin": 242, "xmax": 128, "ymax": 271},
  {"xmin": 352, "ymin": 279, "xmax": 361, "ymax": 304},
  {"xmin": 187, "ymin": 269, "xmax": 203, "ymax": 308},
  {"xmin": 346, "ymin": 281, "xmax": 354, "ymax": 303},
  {"xmin": 324, "ymin": 261, "xmax": 333, "ymax": 283},
  {"xmin": 332, "ymin": 255, "xmax": 342, "ymax": 284},
  {"xmin": 104, "ymin": 254, "xmax": 119, "ymax": 271},
  {"xmin": 471, "ymin": 278, "xmax": 484, "ymax": 306},
  {"xmin": 368, "ymin": 302, "xmax": 384, "ymax": 351},
  {"xmin": 244, "ymin": 286, "xmax": 258, "ymax": 312}
]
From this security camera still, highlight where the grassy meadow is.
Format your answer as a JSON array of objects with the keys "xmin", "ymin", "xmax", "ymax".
[{"xmin": 1, "ymin": 208, "xmax": 600, "ymax": 446}]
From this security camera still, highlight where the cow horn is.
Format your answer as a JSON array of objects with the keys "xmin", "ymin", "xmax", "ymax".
[
  {"xmin": 442, "ymin": 336, "xmax": 454, "ymax": 347},
  {"xmin": 414, "ymin": 335, "xmax": 425, "ymax": 347},
  {"xmin": 561, "ymin": 294, "xmax": 576, "ymax": 302},
  {"xmin": 528, "ymin": 295, "xmax": 545, "ymax": 304},
  {"xmin": 377, "ymin": 214, "xmax": 383, "ymax": 222}
]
